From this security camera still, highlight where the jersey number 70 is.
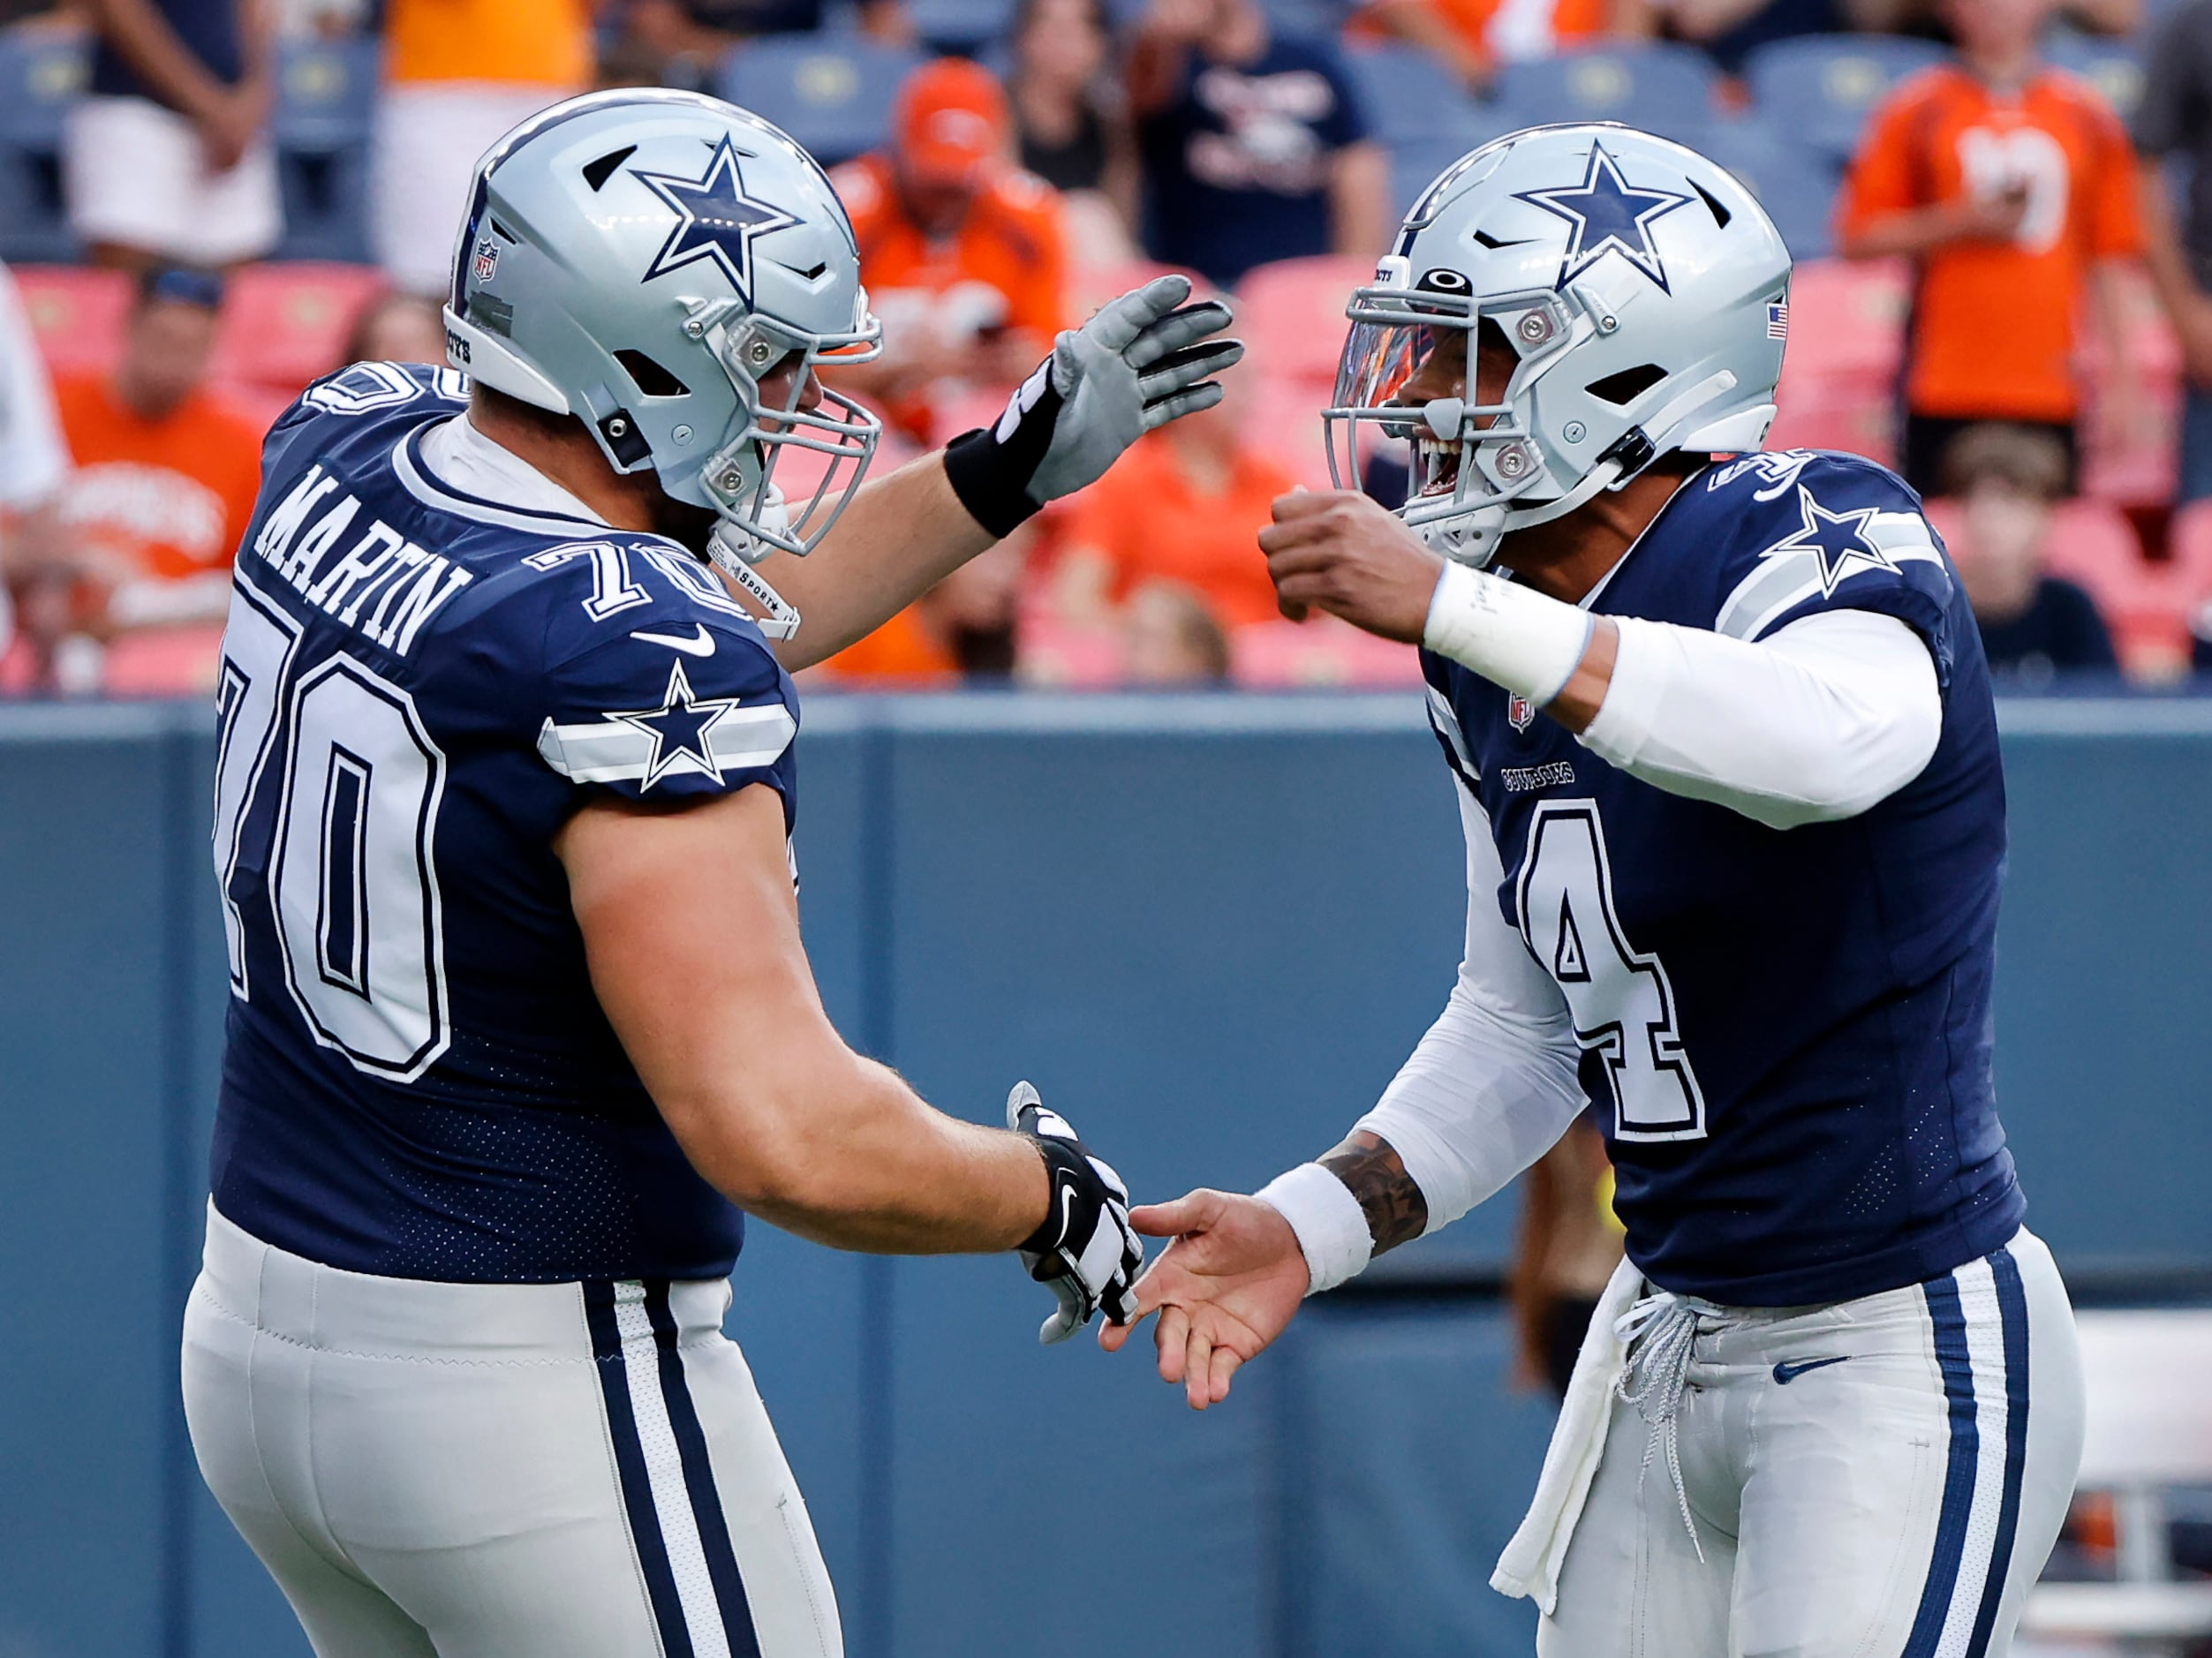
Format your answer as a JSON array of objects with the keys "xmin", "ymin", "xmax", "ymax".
[{"xmin": 1515, "ymin": 801, "xmax": 1707, "ymax": 1142}]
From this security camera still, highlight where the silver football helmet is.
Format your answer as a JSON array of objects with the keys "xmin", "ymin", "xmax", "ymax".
[
  {"xmin": 444, "ymin": 89, "xmax": 882, "ymax": 637},
  {"xmin": 1327, "ymin": 123, "xmax": 1790, "ymax": 567}
]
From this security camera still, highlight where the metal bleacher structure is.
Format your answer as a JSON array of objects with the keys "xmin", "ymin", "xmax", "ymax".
[{"xmin": 2, "ymin": 12, "xmax": 2207, "ymax": 674}]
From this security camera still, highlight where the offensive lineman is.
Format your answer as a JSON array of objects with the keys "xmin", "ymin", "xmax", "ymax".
[
  {"xmin": 1105, "ymin": 124, "xmax": 2087, "ymax": 1655},
  {"xmin": 182, "ymin": 90, "xmax": 1237, "ymax": 1656}
]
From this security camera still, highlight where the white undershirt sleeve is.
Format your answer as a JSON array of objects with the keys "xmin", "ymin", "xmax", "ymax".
[
  {"xmin": 1578, "ymin": 607, "xmax": 1942, "ymax": 831},
  {"xmin": 1350, "ymin": 781, "xmax": 1589, "ymax": 1236}
]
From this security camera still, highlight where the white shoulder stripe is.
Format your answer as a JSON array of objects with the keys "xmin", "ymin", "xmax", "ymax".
[
  {"xmin": 536, "ymin": 701, "xmax": 796, "ymax": 786},
  {"xmin": 1427, "ymin": 683, "xmax": 1480, "ymax": 781},
  {"xmin": 1716, "ymin": 510, "xmax": 1945, "ymax": 644}
]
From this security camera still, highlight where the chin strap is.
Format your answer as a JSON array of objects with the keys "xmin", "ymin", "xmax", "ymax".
[{"xmin": 706, "ymin": 523, "xmax": 802, "ymax": 640}]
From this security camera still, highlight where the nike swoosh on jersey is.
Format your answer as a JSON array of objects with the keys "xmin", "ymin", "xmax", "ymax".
[
  {"xmin": 1771, "ymin": 1355, "xmax": 1852, "ymax": 1385},
  {"xmin": 629, "ymin": 623, "xmax": 716, "ymax": 656}
]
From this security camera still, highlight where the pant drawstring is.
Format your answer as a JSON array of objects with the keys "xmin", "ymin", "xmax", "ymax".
[{"xmin": 1613, "ymin": 1291, "xmax": 1704, "ymax": 1562}]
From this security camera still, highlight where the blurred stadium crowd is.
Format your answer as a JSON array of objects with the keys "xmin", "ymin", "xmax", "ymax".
[{"xmin": 4, "ymin": 0, "xmax": 2212, "ymax": 692}]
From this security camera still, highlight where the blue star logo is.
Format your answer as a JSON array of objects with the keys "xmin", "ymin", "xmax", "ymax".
[
  {"xmin": 1514, "ymin": 145, "xmax": 1694, "ymax": 294},
  {"xmin": 1765, "ymin": 485, "xmax": 1896, "ymax": 597},
  {"xmin": 608, "ymin": 659, "xmax": 740, "ymax": 789},
  {"xmin": 633, "ymin": 137, "xmax": 797, "ymax": 298}
]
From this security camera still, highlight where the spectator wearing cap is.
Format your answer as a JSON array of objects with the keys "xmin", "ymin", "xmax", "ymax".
[
  {"xmin": 63, "ymin": 0, "xmax": 280, "ymax": 270},
  {"xmin": 1941, "ymin": 422, "xmax": 2119, "ymax": 680},
  {"xmin": 19, "ymin": 268, "xmax": 262, "ymax": 691},
  {"xmin": 1834, "ymin": 0, "xmax": 2147, "ymax": 495},
  {"xmin": 374, "ymin": 0, "xmax": 594, "ymax": 294},
  {"xmin": 830, "ymin": 58, "xmax": 1071, "ymax": 444},
  {"xmin": 1128, "ymin": 0, "xmax": 1389, "ymax": 288}
]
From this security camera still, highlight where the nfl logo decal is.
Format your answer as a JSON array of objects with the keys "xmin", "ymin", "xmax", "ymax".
[
  {"xmin": 472, "ymin": 237, "xmax": 500, "ymax": 285},
  {"xmin": 1508, "ymin": 693, "xmax": 1536, "ymax": 732}
]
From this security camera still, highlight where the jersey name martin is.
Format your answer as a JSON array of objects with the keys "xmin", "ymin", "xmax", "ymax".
[
  {"xmin": 245, "ymin": 462, "xmax": 473, "ymax": 654},
  {"xmin": 1423, "ymin": 449, "xmax": 2024, "ymax": 1308},
  {"xmin": 208, "ymin": 361, "xmax": 798, "ymax": 1285}
]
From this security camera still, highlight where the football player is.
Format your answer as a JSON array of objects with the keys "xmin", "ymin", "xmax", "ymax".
[
  {"xmin": 181, "ymin": 89, "xmax": 1237, "ymax": 1657},
  {"xmin": 1104, "ymin": 124, "xmax": 2086, "ymax": 1656}
]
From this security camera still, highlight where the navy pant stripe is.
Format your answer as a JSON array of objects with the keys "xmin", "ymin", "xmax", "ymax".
[
  {"xmin": 585, "ymin": 1279, "xmax": 696, "ymax": 1658},
  {"xmin": 645, "ymin": 1279, "xmax": 762, "ymax": 1658},
  {"xmin": 1903, "ymin": 1271, "xmax": 1980, "ymax": 1658},
  {"xmin": 1964, "ymin": 1249, "xmax": 2033, "ymax": 1658}
]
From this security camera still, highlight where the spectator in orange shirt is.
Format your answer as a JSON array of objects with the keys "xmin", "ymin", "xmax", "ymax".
[
  {"xmin": 1053, "ymin": 371, "xmax": 1292, "ymax": 637},
  {"xmin": 374, "ymin": 0, "xmax": 594, "ymax": 293},
  {"xmin": 26, "ymin": 268, "xmax": 262, "ymax": 690},
  {"xmin": 831, "ymin": 58, "xmax": 1070, "ymax": 443},
  {"xmin": 1835, "ymin": 0, "xmax": 2146, "ymax": 495}
]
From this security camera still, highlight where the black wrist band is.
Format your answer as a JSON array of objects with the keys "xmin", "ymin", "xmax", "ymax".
[
  {"xmin": 1017, "ymin": 1134, "xmax": 1083, "ymax": 1258},
  {"xmin": 943, "ymin": 427, "xmax": 1044, "ymax": 539}
]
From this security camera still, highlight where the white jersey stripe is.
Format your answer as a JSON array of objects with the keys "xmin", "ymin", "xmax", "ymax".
[
  {"xmin": 612, "ymin": 1282, "xmax": 735, "ymax": 1658},
  {"xmin": 1934, "ymin": 1255, "xmax": 2011, "ymax": 1658}
]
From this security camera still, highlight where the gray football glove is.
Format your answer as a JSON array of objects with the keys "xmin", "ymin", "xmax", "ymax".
[
  {"xmin": 943, "ymin": 275, "xmax": 1244, "ymax": 537},
  {"xmin": 1007, "ymin": 1081, "xmax": 1144, "ymax": 1345}
]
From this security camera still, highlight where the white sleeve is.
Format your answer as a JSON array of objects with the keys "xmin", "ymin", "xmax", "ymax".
[
  {"xmin": 1577, "ymin": 607, "xmax": 1942, "ymax": 832},
  {"xmin": 1351, "ymin": 779, "xmax": 1588, "ymax": 1236},
  {"xmin": 0, "ymin": 265, "xmax": 67, "ymax": 510}
]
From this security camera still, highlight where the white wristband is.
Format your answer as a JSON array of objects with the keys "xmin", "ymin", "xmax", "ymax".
[
  {"xmin": 1253, "ymin": 1162, "xmax": 1373, "ymax": 1296},
  {"xmin": 1422, "ymin": 560, "xmax": 1595, "ymax": 707}
]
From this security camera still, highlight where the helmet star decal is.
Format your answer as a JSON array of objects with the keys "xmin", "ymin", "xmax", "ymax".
[
  {"xmin": 633, "ymin": 136, "xmax": 798, "ymax": 298},
  {"xmin": 1763, "ymin": 484, "xmax": 1897, "ymax": 597},
  {"xmin": 1513, "ymin": 144, "xmax": 1694, "ymax": 294}
]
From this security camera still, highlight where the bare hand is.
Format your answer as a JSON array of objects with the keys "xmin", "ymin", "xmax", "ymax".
[
  {"xmin": 1258, "ymin": 490, "xmax": 1445, "ymax": 642},
  {"xmin": 1097, "ymin": 1188, "xmax": 1310, "ymax": 1410},
  {"xmin": 196, "ymin": 85, "xmax": 265, "ymax": 173},
  {"xmin": 1949, "ymin": 185, "xmax": 2029, "ymax": 245}
]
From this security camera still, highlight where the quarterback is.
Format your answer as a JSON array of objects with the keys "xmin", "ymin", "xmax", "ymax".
[
  {"xmin": 181, "ymin": 89, "xmax": 1236, "ymax": 1657},
  {"xmin": 1106, "ymin": 124, "xmax": 2087, "ymax": 1656}
]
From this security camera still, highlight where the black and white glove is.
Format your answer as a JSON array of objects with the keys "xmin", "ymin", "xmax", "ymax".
[
  {"xmin": 943, "ymin": 275, "xmax": 1244, "ymax": 538},
  {"xmin": 1007, "ymin": 1081, "xmax": 1144, "ymax": 1345}
]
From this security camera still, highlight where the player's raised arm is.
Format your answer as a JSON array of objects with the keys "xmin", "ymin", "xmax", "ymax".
[
  {"xmin": 1104, "ymin": 781, "xmax": 1586, "ymax": 1407},
  {"xmin": 765, "ymin": 275, "xmax": 1243, "ymax": 669}
]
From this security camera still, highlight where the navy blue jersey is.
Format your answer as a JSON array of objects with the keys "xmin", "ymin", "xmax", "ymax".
[
  {"xmin": 1427, "ymin": 449, "xmax": 2024, "ymax": 1306},
  {"xmin": 208, "ymin": 362, "xmax": 798, "ymax": 1284}
]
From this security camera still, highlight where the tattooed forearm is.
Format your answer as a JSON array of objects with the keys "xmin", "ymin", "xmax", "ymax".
[{"xmin": 1318, "ymin": 1130, "xmax": 1429, "ymax": 1256}]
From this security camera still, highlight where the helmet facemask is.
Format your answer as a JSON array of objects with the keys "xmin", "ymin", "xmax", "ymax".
[
  {"xmin": 689, "ymin": 298, "xmax": 884, "ymax": 638},
  {"xmin": 1325, "ymin": 279, "xmax": 1589, "ymax": 569}
]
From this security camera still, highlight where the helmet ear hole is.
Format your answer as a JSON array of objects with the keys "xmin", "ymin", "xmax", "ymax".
[
  {"xmin": 614, "ymin": 349, "xmax": 691, "ymax": 398},
  {"xmin": 1585, "ymin": 364, "xmax": 1668, "ymax": 406}
]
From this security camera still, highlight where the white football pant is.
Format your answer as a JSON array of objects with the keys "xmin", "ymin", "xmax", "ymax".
[
  {"xmin": 1540, "ymin": 1229, "xmax": 2084, "ymax": 1658},
  {"xmin": 182, "ymin": 1205, "xmax": 842, "ymax": 1657}
]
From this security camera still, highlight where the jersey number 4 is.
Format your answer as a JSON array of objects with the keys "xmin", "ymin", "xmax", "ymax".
[
  {"xmin": 1515, "ymin": 802, "xmax": 1706, "ymax": 1142},
  {"xmin": 212, "ymin": 573, "xmax": 450, "ymax": 1082}
]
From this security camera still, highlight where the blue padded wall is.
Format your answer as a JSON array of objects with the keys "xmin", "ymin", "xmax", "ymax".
[{"xmin": 1, "ymin": 692, "xmax": 2208, "ymax": 1658}]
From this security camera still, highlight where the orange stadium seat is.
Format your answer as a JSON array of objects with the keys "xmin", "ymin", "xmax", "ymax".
[
  {"xmin": 11, "ymin": 264, "xmax": 131, "ymax": 379},
  {"xmin": 1234, "ymin": 257, "xmax": 1375, "ymax": 388},
  {"xmin": 213, "ymin": 262, "xmax": 387, "ymax": 396}
]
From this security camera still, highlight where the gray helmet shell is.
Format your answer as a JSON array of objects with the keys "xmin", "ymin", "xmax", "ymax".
[
  {"xmin": 444, "ymin": 89, "xmax": 882, "ymax": 635},
  {"xmin": 1327, "ymin": 123, "xmax": 1791, "ymax": 566}
]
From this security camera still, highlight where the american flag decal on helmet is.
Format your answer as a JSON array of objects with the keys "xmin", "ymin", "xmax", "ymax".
[{"xmin": 1766, "ymin": 300, "xmax": 1788, "ymax": 340}]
